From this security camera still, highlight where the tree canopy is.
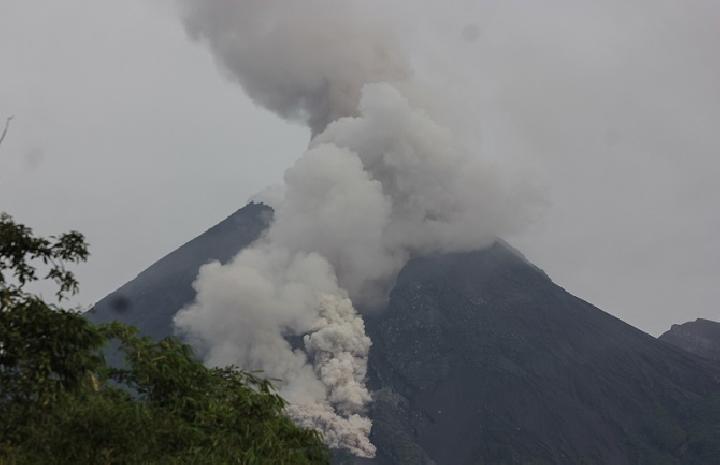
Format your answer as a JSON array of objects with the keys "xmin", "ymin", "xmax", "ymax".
[{"xmin": 0, "ymin": 213, "xmax": 329, "ymax": 465}]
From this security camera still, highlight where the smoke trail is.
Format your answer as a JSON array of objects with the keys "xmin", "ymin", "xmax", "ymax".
[{"xmin": 174, "ymin": 0, "xmax": 538, "ymax": 456}]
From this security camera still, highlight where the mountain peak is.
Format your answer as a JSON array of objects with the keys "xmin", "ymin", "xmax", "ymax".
[{"xmin": 660, "ymin": 317, "xmax": 720, "ymax": 362}]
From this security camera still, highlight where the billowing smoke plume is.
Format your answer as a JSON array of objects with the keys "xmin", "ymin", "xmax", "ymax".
[
  {"xmin": 174, "ymin": 0, "xmax": 537, "ymax": 457},
  {"xmin": 178, "ymin": 0, "xmax": 409, "ymax": 135}
]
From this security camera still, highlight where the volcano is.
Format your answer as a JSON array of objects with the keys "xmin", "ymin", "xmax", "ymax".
[{"xmin": 88, "ymin": 204, "xmax": 720, "ymax": 465}]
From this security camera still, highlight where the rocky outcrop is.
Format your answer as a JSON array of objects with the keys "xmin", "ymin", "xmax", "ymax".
[{"xmin": 660, "ymin": 318, "xmax": 720, "ymax": 362}]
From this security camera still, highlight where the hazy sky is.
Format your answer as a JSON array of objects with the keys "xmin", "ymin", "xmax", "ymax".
[{"xmin": 1, "ymin": 0, "xmax": 718, "ymax": 335}]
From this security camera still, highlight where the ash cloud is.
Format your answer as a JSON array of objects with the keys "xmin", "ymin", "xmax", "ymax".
[
  {"xmin": 178, "ymin": 0, "xmax": 410, "ymax": 135},
  {"xmin": 174, "ymin": 0, "xmax": 539, "ymax": 456}
]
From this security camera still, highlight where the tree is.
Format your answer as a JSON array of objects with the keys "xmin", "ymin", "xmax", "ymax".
[{"xmin": 0, "ymin": 213, "xmax": 329, "ymax": 465}]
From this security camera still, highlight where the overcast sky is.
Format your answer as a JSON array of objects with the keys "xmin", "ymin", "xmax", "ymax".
[{"xmin": 1, "ymin": 0, "xmax": 718, "ymax": 335}]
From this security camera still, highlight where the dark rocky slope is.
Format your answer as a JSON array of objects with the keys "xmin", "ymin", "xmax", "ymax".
[
  {"xmin": 88, "ymin": 204, "xmax": 720, "ymax": 465},
  {"xmin": 87, "ymin": 203, "xmax": 271, "ymax": 338},
  {"xmin": 363, "ymin": 246, "xmax": 720, "ymax": 465},
  {"xmin": 660, "ymin": 318, "xmax": 720, "ymax": 362}
]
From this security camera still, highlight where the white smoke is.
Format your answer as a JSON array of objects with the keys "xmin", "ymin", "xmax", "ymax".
[
  {"xmin": 286, "ymin": 294, "xmax": 374, "ymax": 455},
  {"xmin": 174, "ymin": 0, "xmax": 539, "ymax": 456}
]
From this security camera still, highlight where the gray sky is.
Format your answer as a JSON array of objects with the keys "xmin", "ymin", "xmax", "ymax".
[{"xmin": 1, "ymin": 0, "xmax": 718, "ymax": 335}]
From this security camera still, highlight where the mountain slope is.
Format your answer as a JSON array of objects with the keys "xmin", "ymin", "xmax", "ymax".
[
  {"xmin": 87, "ymin": 203, "xmax": 272, "ymax": 338},
  {"xmin": 660, "ymin": 318, "xmax": 720, "ymax": 362},
  {"xmin": 88, "ymin": 204, "xmax": 720, "ymax": 465},
  {"xmin": 364, "ymin": 246, "xmax": 720, "ymax": 465}
]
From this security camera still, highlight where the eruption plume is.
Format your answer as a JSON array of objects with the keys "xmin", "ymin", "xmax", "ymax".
[
  {"xmin": 174, "ymin": 0, "xmax": 537, "ymax": 456},
  {"xmin": 179, "ymin": 0, "xmax": 409, "ymax": 135}
]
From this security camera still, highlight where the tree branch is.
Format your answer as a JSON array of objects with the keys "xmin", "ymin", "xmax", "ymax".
[{"xmin": 0, "ymin": 115, "xmax": 15, "ymax": 148}]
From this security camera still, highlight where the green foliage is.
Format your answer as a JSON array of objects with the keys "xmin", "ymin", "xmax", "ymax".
[
  {"xmin": 0, "ymin": 213, "xmax": 98, "ymax": 408},
  {"xmin": 0, "ymin": 213, "xmax": 329, "ymax": 465},
  {"xmin": 0, "ymin": 212, "xmax": 88, "ymax": 299}
]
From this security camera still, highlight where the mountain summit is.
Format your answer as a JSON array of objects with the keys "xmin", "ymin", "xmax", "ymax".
[
  {"xmin": 660, "ymin": 318, "xmax": 720, "ymax": 362},
  {"xmin": 88, "ymin": 204, "xmax": 720, "ymax": 465}
]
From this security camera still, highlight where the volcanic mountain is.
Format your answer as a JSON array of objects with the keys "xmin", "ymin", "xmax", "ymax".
[{"xmin": 88, "ymin": 204, "xmax": 720, "ymax": 465}]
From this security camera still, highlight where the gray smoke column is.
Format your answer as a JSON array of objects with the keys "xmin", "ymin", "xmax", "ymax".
[
  {"xmin": 174, "ymin": 0, "xmax": 538, "ymax": 457},
  {"xmin": 178, "ymin": 0, "xmax": 409, "ymax": 135}
]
